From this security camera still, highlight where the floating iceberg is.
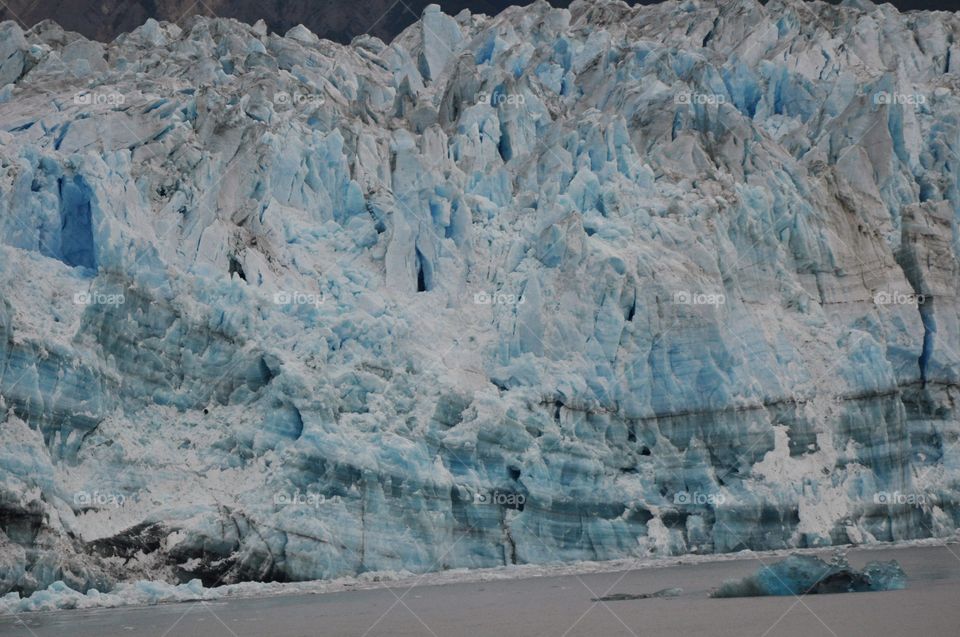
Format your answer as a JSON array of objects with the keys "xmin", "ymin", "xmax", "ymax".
[
  {"xmin": 712, "ymin": 554, "xmax": 907, "ymax": 598},
  {"xmin": 593, "ymin": 587, "xmax": 682, "ymax": 602}
]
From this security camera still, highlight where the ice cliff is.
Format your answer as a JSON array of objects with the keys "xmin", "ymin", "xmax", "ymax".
[{"xmin": 1, "ymin": 0, "xmax": 959, "ymax": 597}]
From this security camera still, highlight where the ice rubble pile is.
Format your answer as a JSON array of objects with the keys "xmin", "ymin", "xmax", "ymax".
[{"xmin": 0, "ymin": 0, "xmax": 959, "ymax": 599}]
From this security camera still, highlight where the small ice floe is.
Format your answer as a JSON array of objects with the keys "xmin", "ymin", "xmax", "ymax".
[
  {"xmin": 592, "ymin": 587, "xmax": 683, "ymax": 601},
  {"xmin": 711, "ymin": 553, "xmax": 906, "ymax": 598}
]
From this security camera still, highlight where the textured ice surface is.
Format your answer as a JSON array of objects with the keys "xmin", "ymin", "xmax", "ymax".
[
  {"xmin": 711, "ymin": 553, "xmax": 907, "ymax": 597},
  {"xmin": 0, "ymin": 0, "xmax": 959, "ymax": 598}
]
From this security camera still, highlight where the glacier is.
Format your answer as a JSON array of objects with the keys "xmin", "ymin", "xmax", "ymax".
[{"xmin": 0, "ymin": 0, "xmax": 959, "ymax": 600}]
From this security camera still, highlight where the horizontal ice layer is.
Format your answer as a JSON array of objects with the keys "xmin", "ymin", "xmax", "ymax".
[{"xmin": 0, "ymin": 0, "xmax": 959, "ymax": 596}]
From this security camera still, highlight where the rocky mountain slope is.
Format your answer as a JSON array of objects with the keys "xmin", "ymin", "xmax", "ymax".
[
  {"xmin": 0, "ymin": 0, "xmax": 600, "ymax": 45},
  {"xmin": 0, "ymin": 0, "xmax": 959, "ymax": 597}
]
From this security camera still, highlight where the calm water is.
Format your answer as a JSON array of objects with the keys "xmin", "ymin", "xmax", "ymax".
[{"xmin": 3, "ymin": 545, "xmax": 959, "ymax": 636}]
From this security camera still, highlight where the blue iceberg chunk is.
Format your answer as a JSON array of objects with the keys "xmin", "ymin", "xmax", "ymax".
[{"xmin": 712, "ymin": 554, "xmax": 907, "ymax": 598}]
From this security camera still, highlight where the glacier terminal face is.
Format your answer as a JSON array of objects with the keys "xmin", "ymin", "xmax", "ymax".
[{"xmin": 0, "ymin": 0, "xmax": 959, "ymax": 596}]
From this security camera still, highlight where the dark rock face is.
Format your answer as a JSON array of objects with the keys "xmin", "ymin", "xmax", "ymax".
[{"xmin": 0, "ymin": 0, "xmax": 587, "ymax": 44}]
